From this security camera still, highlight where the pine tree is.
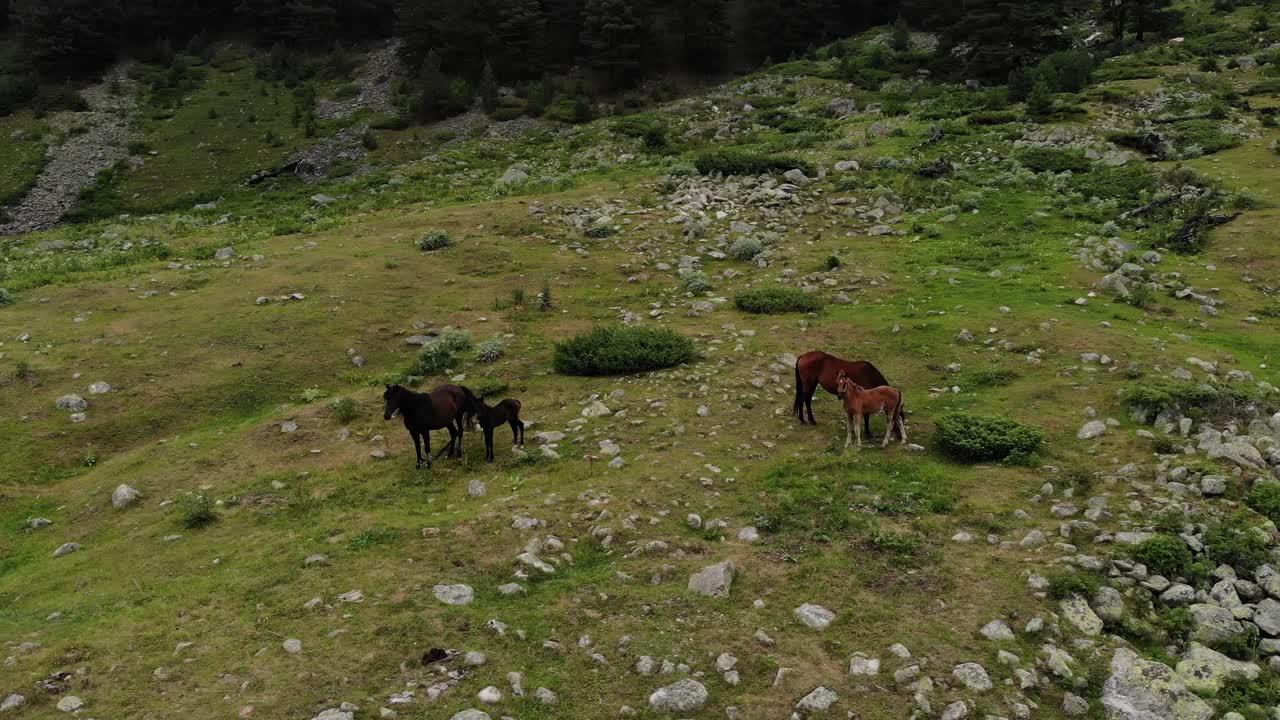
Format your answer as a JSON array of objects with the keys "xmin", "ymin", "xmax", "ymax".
[
  {"xmin": 579, "ymin": 0, "xmax": 646, "ymax": 90},
  {"xmin": 1025, "ymin": 73, "xmax": 1055, "ymax": 119},
  {"xmin": 891, "ymin": 15, "xmax": 910, "ymax": 52},
  {"xmin": 479, "ymin": 61, "xmax": 498, "ymax": 114},
  {"xmin": 674, "ymin": 0, "xmax": 729, "ymax": 73},
  {"xmin": 12, "ymin": 0, "xmax": 124, "ymax": 74},
  {"xmin": 492, "ymin": 0, "xmax": 547, "ymax": 81}
]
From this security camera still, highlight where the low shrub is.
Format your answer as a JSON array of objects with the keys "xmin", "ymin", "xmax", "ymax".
[
  {"xmin": 553, "ymin": 326, "xmax": 696, "ymax": 376},
  {"xmin": 1047, "ymin": 571, "xmax": 1103, "ymax": 600},
  {"xmin": 475, "ymin": 339, "xmax": 505, "ymax": 363},
  {"xmin": 1168, "ymin": 119, "xmax": 1241, "ymax": 157},
  {"xmin": 1016, "ymin": 147, "xmax": 1092, "ymax": 174},
  {"xmin": 418, "ymin": 230, "xmax": 452, "ymax": 251},
  {"xmin": 1070, "ymin": 165, "xmax": 1157, "ymax": 200},
  {"xmin": 1122, "ymin": 377, "xmax": 1265, "ymax": 422},
  {"xmin": 968, "ymin": 110, "xmax": 1018, "ymax": 125},
  {"xmin": 1247, "ymin": 483, "xmax": 1280, "ymax": 524},
  {"xmin": 332, "ymin": 397, "xmax": 357, "ymax": 423},
  {"xmin": 613, "ymin": 113, "xmax": 668, "ymax": 150},
  {"xmin": 693, "ymin": 150, "xmax": 813, "ymax": 177},
  {"xmin": 436, "ymin": 329, "xmax": 472, "ymax": 353},
  {"xmin": 412, "ymin": 343, "xmax": 455, "ymax": 376},
  {"xmin": 1131, "ymin": 534, "xmax": 1193, "ymax": 577},
  {"xmin": 0, "ymin": 288, "xmax": 12, "ymax": 306},
  {"xmin": 177, "ymin": 493, "xmax": 218, "ymax": 528},
  {"xmin": 934, "ymin": 412, "xmax": 1043, "ymax": 461},
  {"xmin": 734, "ymin": 286, "xmax": 822, "ymax": 314},
  {"xmin": 1204, "ymin": 516, "xmax": 1270, "ymax": 573},
  {"xmin": 730, "ymin": 237, "xmax": 764, "ymax": 261},
  {"xmin": 680, "ymin": 269, "xmax": 712, "ymax": 293}
]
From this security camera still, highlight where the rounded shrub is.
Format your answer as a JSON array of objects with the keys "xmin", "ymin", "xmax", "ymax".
[
  {"xmin": 475, "ymin": 339, "xmax": 505, "ymax": 363},
  {"xmin": 0, "ymin": 288, "xmax": 12, "ymax": 306},
  {"xmin": 418, "ymin": 230, "xmax": 452, "ymax": 251},
  {"xmin": 332, "ymin": 397, "xmax": 357, "ymax": 423},
  {"xmin": 1247, "ymin": 483, "xmax": 1280, "ymax": 524},
  {"xmin": 554, "ymin": 326, "xmax": 696, "ymax": 376},
  {"xmin": 1131, "ymin": 534, "xmax": 1193, "ymax": 577},
  {"xmin": 680, "ymin": 269, "xmax": 712, "ymax": 293},
  {"xmin": 933, "ymin": 412, "xmax": 1043, "ymax": 461},
  {"xmin": 734, "ymin": 286, "xmax": 822, "ymax": 314},
  {"xmin": 1204, "ymin": 517, "xmax": 1270, "ymax": 573},
  {"xmin": 412, "ymin": 344, "xmax": 455, "ymax": 376},
  {"xmin": 730, "ymin": 237, "xmax": 764, "ymax": 261}
]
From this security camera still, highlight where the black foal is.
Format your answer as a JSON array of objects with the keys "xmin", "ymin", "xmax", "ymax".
[{"xmin": 471, "ymin": 397, "xmax": 525, "ymax": 462}]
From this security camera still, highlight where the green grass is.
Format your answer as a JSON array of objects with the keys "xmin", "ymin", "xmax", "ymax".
[{"xmin": 0, "ymin": 112, "xmax": 47, "ymax": 208}]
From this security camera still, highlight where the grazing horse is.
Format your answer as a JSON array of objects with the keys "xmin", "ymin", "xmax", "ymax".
[
  {"xmin": 836, "ymin": 372, "xmax": 906, "ymax": 450},
  {"xmin": 382, "ymin": 383, "xmax": 477, "ymax": 468},
  {"xmin": 793, "ymin": 350, "xmax": 890, "ymax": 433},
  {"xmin": 470, "ymin": 397, "xmax": 525, "ymax": 462}
]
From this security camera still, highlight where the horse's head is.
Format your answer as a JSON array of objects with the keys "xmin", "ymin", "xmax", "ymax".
[
  {"xmin": 382, "ymin": 384, "xmax": 402, "ymax": 420},
  {"xmin": 836, "ymin": 371, "xmax": 851, "ymax": 396}
]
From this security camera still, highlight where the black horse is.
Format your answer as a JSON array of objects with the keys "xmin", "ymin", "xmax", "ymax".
[
  {"xmin": 382, "ymin": 384, "xmax": 476, "ymax": 468},
  {"xmin": 469, "ymin": 397, "xmax": 525, "ymax": 462}
]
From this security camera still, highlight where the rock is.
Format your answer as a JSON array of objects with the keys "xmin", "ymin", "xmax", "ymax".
[
  {"xmin": 1061, "ymin": 596, "xmax": 1104, "ymax": 636},
  {"xmin": 433, "ymin": 584, "xmax": 474, "ymax": 605},
  {"xmin": 848, "ymin": 653, "xmax": 880, "ymax": 676},
  {"xmin": 55, "ymin": 394, "xmax": 88, "ymax": 412},
  {"xmin": 1255, "ymin": 597, "xmax": 1280, "ymax": 636},
  {"xmin": 737, "ymin": 526, "xmax": 759, "ymax": 543},
  {"xmin": 688, "ymin": 560, "xmax": 736, "ymax": 598},
  {"xmin": 648, "ymin": 678, "xmax": 707, "ymax": 713},
  {"xmin": 282, "ymin": 638, "xmax": 302, "ymax": 654},
  {"xmin": 1093, "ymin": 586, "xmax": 1125, "ymax": 623},
  {"xmin": 795, "ymin": 686, "xmax": 838, "ymax": 712},
  {"xmin": 1021, "ymin": 530, "xmax": 1047, "ymax": 548},
  {"xmin": 26, "ymin": 517, "xmax": 52, "ymax": 530},
  {"xmin": 477, "ymin": 686, "xmax": 501, "ymax": 704},
  {"xmin": 783, "ymin": 168, "xmax": 812, "ymax": 186},
  {"xmin": 941, "ymin": 701, "xmax": 968, "ymax": 720},
  {"xmin": 337, "ymin": 589, "xmax": 364, "ymax": 603},
  {"xmin": 952, "ymin": 662, "xmax": 992, "ymax": 691},
  {"xmin": 1103, "ymin": 647, "xmax": 1215, "ymax": 720},
  {"xmin": 1201, "ymin": 475, "xmax": 1227, "ymax": 496},
  {"xmin": 497, "ymin": 167, "xmax": 529, "ymax": 186},
  {"xmin": 1161, "ymin": 584, "xmax": 1196, "ymax": 606},
  {"xmin": 534, "ymin": 687, "xmax": 558, "ymax": 705},
  {"xmin": 87, "ymin": 381, "xmax": 112, "ymax": 394},
  {"xmin": 1078, "ymin": 421, "xmax": 1107, "ymax": 440},
  {"xmin": 887, "ymin": 643, "xmax": 911, "ymax": 659},
  {"xmin": 827, "ymin": 98, "xmax": 858, "ymax": 118},
  {"xmin": 980, "ymin": 619, "xmax": 1015, "ymax": 641},
  {"xmin": 582, "ymin": 401, "xmax": 612, "ymax": 417},
  {"xmin": 53, "ymin": 542, "xmax": 80, "ymax": 558},
  {"xmin": 448, "ymin": 711, "xmax": 491, "ymax": 720},
  {"xmin": 1063, "ymin": 693, "xmax": 1089, "ymax": 716},
  {"xmin": 834, "ymin": 160, "xmax": 860, "ymax": 172},
  {"xmin": 794, "ymin": 603, "xmax": 836, "ymax": 630},
  {"xmin": 312, "ymin": 711, "xmax": 353, "ymax": 720},
  {"xmin": 1175, "ymin": 643, "xmax": 1260, "ymax": 694},
  {"xmin": 1188, "ymin": 603, "xmax": 1247, "ymax": 645},
  {"xmin": 55, "ymin": 696, "xmax": 84, "ymax": 713},
  {"xmin": 1, "ymin": 694, "xmax": 26, "ymax": 712},
  {"xmin": 1235, "ymin": 56, "xmax": 1257, "ymax": 71},
  {"xmin": 112, "ymin": 484, "xmax": 140, "ymax": 509},
  {"xmin": 467, "ymin": 479, "xmax": 486, "ymax": 498},
  {"xmin": 214, "ymin": 246, "xmax": 236, "ymax": 260}
]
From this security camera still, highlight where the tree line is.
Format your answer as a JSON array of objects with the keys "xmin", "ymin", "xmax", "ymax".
[{"xmin": 1, "ymin": 0, "xmax": 1188, "ymax": 117}]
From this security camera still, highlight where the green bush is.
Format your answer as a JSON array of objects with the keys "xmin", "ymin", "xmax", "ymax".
[
  {"xmin": 436, "ymin": 329, "xmax": 472, "ymax": 353},
  {"xmin": 470, "ymin": 377, "xmax": 509, "ymax": 398},
  {"xmin": 1132, "ymin": 534, "xmax": 1193, "ymax": 577},
  {"xmin": 1017, "ymin": 147, "xmax": 1092, "ymax": 174},
  {"xmin": 693, "ymin": 150, "xmax": 813, "ymax": 177},
  {"xmin": 734, "ymin": 286, "xmax": 822, "ymax": 314},
  {"xmin": 553, "ymin": 326, "xmax": 696, "ymax": 376},
  {"xmin": 730, "ymin": 237, "xmax": 764, "ymax": 261},
  {"xmin": 0, "ymin": 288, "xmax": 12, "ymax": 306},
  {"xmin": 968, "ymin": 110, "xmax": 1018, "ymax": 125},
  {"xmin": 1047, "ymin": 571, "xmax": 1103, "ymax": 600},
  {"xmin": 475, "ymin": 339, "xmax": 505, "ymax": 363},
  {"xmin": 934, "ymin": 412, "xmax": 1043, "ymax": 461},
  {"xmin": 1070, "ymin": 165, "xmax": 1157, "ymax": 200},
  {"xmin": 680, "ymin": 269, "xmax": 712, "ymax": 293},
  {"xmin": 1204, "ymin": 517, "xmax": 1270, "ymax": 573},
  {"xmin": 177, "ymin": 493, "xmax": 218, "ymax": 528},
  {"xmin": 332, "ymin": 397, "xmax": 357, "ymax": 423},
  {"xmin": 1122, "ymin": 377, "xmax": 1264, "ymax": 421},
  {"xmin": 1168, "ymin": 119, "xmax": 1241, "ymax": 156},
  {"xmin": 1247, "ymin": 483, "xmax": 1280, "ymax": 524},
  {"xmin": 412, "ymin": 343, "xmax": 455, "ymax": 376},
  {"xmin": 418, "ymin": 230, "xmax": 452, "ymax": 251},
  {"xmin": 613, "ymin": 113, "xmax": 668, "ymax": 150}
]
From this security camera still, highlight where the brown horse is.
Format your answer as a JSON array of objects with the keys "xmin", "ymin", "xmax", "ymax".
[
  {"xmin": 383, "ymin": 383, "xmax": 477, "ymax": 468},
  {"xmin": 836, "ymin": 373, "xmax": 906, "ymax": 450},
  {"xmin": 793, "ymin": 351, "xmax": 889, "ymax": 433}
]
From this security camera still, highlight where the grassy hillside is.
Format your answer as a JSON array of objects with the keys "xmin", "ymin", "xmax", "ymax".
[{"xmin": 2, "ymin": 11, "xmax": 1280, "ymax": 720}]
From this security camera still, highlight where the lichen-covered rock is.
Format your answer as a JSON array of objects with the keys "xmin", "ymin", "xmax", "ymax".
[
  {"xmin": 1174, "ymin": 643, "xmax": 1260, "ymax": 695},
  {"xmin": 1061, "ymin": 595, "xmax": 1104, "ymax": 636},
  {"xmin": 687, "ymin": 560, "xmax": 735, "ymax": 598},
  {"xmin": 1101, "ymin": 648, "xmax": 1212, "ymax": 720},
  {"xmin": 648, "ymin": 678, "xmax": 707, "ymax": 714},
  {"xmin": 1187, "ymin": 603, "xmax": 1247, "ymax": 645}
]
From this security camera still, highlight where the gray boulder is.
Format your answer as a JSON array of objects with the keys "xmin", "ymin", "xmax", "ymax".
[
  {"xmin": 1174, "ymin": 643, "xmax": 1259, "ymax": 695},
  {"xmin": 648, "ymin": 678, "xmax": 707, "ymax": 713},
  {"xmin": 1061, "ymin": 595, "xmax": 1104, "ymax": 636},
  {"xmin": 952, "ymin": 662, "xmax": 992, "ymax": 691},
  {"xmin": 1092, "ymin": 586, "xmax": 1125, "ymax": 623},
  {"xmin": 433, "ymin": 584, "xmax": 474, "ymax": 605},
  {"xmin": 111, "ymin": 484, "xmax": 140, "ymax": 509},
  {"xmin": 53, "ymin": 542, "xmax": 80, "ymax": 557},
  {"xmin": 1188, "ymin": 603, "xmax": 1247, "ymax": 645},
  {"xmin": 795, "ymin": 686, "xmax": 838, "ymax": 712},
  {"xmin": 1254, "ymin": 597, "xmax": 1280, "ymax": 636},
  {"xmin": 794, "ymin": 603, "xmax": 836, "ymax": 630},
  {"xmin": 1101, "ymin": 648, "xmax": 1211, "ymax": 720},
  {"xmin": 687, "ymin": 560, "xmax": 736, "ymax": 598},
  {"xmin": 55, "ymin": 394, "xmax": 87, "ymax": 412}
]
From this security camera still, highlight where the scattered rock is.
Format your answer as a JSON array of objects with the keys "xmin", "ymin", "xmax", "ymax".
[
  {"xmin": 111, "ymin": 484, "xmax": 140, "ymax": 509},
  {"xmin": 434, "ymin": 584, "xmax": 475, "ymax": 605},
  {"xmin": 648, "ymin": 678, "xmax": 707, "ymax": 714},
  {"xmin": 794, "ymin": 603, "xmax": 836, "ymax": 630},
  {"xmin": 688, "ymin": 560, "xmax": 736, "ymax": 598}
]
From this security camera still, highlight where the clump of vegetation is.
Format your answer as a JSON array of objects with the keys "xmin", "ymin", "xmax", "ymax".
[
  {"xmin": 1047, "ymin": 571, "xmax": 1103, "ymax": 600},
  {"xmin": 1131, "ymin": 534, "xmax": 1193, "ymax": 578},
  {"xmin": 332, "ymin": 397, "xmax": 357, "ymax": 423},
  {"xmin": 177, "ymin": 493, "xmax": 218, "ymax": 528},
  {"xmin": 0, "ymin": 288, "xmax": 12, "ymax": 306},
  {"xmin": 1122, "ymin": 377, "xmax": 1264, "ymax": 422},
  {"xmin": 436, "ymin": 329, "xmax": 472, "ymax": 353},
  {"xmin": 734, "ymin": 286, "xmax": 822, "ymax": 314},
  {"xmin": 934, "ymin": 412, "xmax": 1043, "ymax": 461},
  {"xmin": 346, "ymin": 527, "xmax": 400, "ymax": 551},
  {"xmin": 412, "ymin": 343, "xmax": 456, "ymax": 376},
  {"xmin": 418, "ymin": 230, "xmax": 453, "ymax": 251},
  {"xmin": 470, "ymin": 378, "xmax": 509, "ymax": 398},
  {"xmin": 1204, "ymin": 516, "xmax": 1270, "ymax": 573},
  {"xmin": 1016, "ymin": 147, "xmax": 1092, "ymax": 174},
  {"xmin": 968, "ymin": 110, "xmax": 1018, "ymax": 125},
  {"xmin": 680, "ymin": 269, "xmax": 712, "ymax": 293},
  {"xmin": 730, "ymin": 237, "xmax": 764, "ymax": 261},
  {"xmin": 537, "ymin": 280, "xmax": 552, "ymax": 312},
  {"xmin": 693, "ymin": 150, "xmax": 812, "ymax": 177},
  {"xmin": 553, "ymin": 326, "xmax": 695, "ymax": 376},
  {"xmin": 1247, "ymin": 483, "xmax": 1280, "ymax": 524},
  {"xmin": 475, "ymin": 339, "xmax": 505, "ymax": 363},
  {"xmin": 613, "ymin": 113, "xmax": 669, "ymax": 151}
]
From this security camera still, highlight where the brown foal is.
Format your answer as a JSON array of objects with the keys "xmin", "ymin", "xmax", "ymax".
[{"xmin": 835, "ymin": 371, "xmax": 907, "ymax": 450}]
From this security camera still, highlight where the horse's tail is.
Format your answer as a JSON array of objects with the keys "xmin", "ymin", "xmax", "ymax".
[
  {"xmin": 460, "ymin": 385, "xmax": 481, "ymax": 427},
  {"xmin": 793, "ymin": 359, "xmax": 803, "ymax": 418}
]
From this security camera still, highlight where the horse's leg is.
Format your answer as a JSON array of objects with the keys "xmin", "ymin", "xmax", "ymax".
[
  {"xmin": 844, "ymin": 413, "xmax": 853, "ymax": 449},
  {"xmin": 412, "ymin": 431, "xmax": 424, "ymax": 468},
  {"xmin": 855, "ymin": 412, "xmax": 863, "ymax": 450},
  {"xmin": 484, "ymin": 427, "xmax": 495, "ymax": 462},
  {"xmin": 445, "ymin": 423, "xmax": 460, "ymax": 460},
  {"xmin": 881, "ymin": 409, "xmax": 892, "ymax": 448},
  {"xmin": 423, "ymin": 431, "xmax": 433, "ymax": 468},
  {"xmin": 433, "ymin": 427, "xmax": 452, "ymax": 460},
  {"xmin": 509, "ymin": 419, "xmax": 519, "ymax": 446}
]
